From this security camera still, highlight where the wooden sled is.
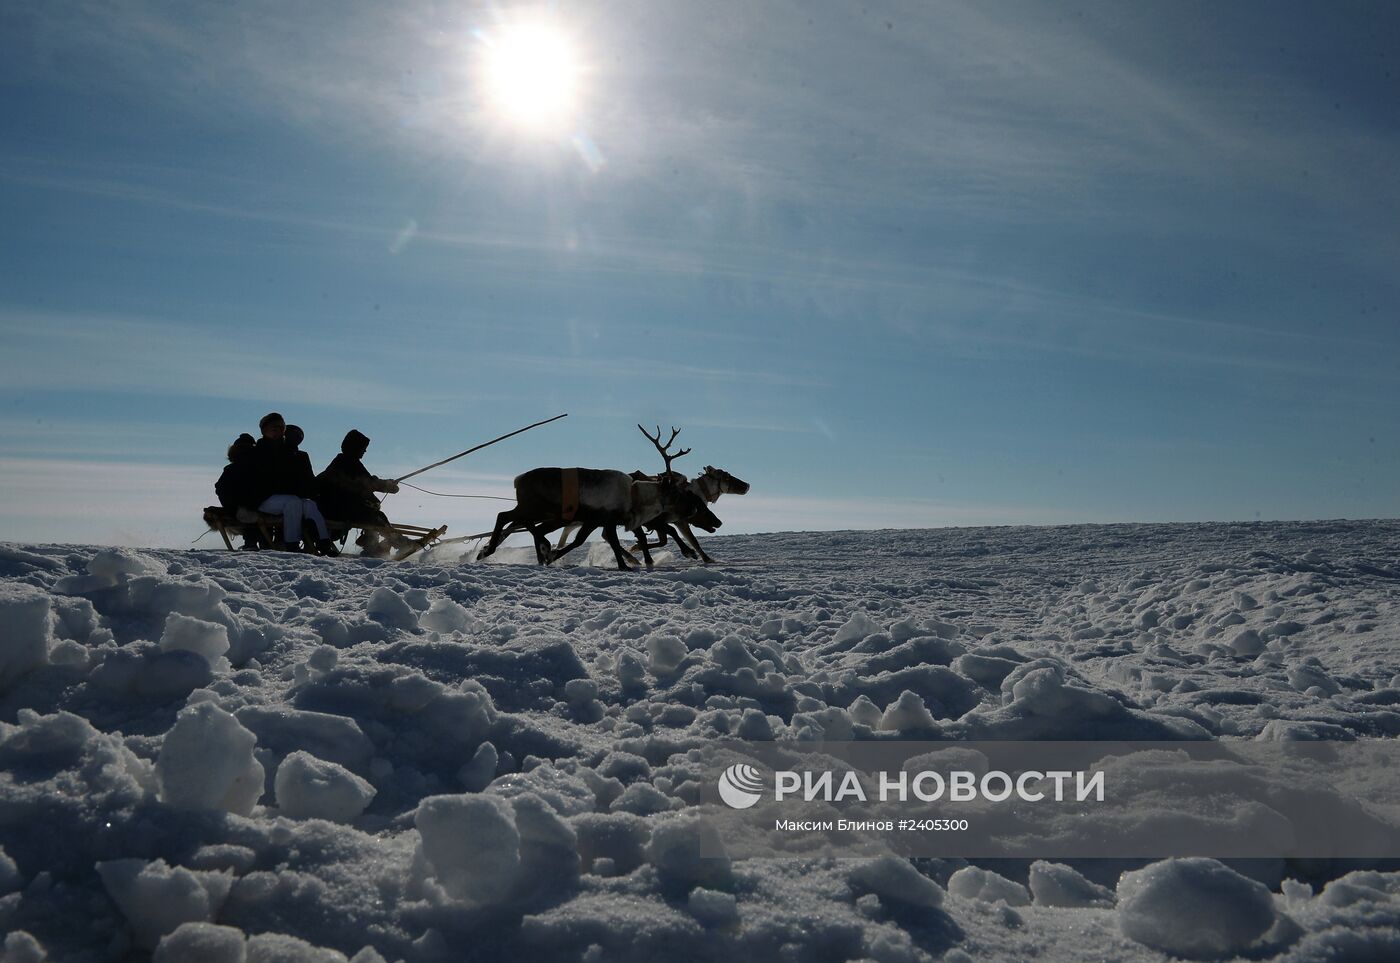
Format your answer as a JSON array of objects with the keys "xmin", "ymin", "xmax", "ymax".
[{"xmin": 202, "ymin": 506, "xmax": 447, "ymax": 561}]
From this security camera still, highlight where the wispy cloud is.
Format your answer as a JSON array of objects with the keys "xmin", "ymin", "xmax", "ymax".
[
  {"xmin": 0, "ymin": 457, "xmax": 215, "ymax": 546},
  {"xmin": 0, "ymin": 306, "xmax": 466, "ymax": 413},
  {"xmin": 711, "ymin": 493, "xmax": 1081, "ymax": 532},
  {"xmin": 485, "ymin": 352, "xmax": 827, "ymax": 388}
]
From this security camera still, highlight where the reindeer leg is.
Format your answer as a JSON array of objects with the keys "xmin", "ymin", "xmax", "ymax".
[
  {"xmin": 476, "ymin": 508, "xmax": 519, "ymax": 561},
  {"xmin": 627, "ymin": 524, "xmax": 668, "ymax": 556},
  {"xmin": 602, "ymin": 526, "xmax": 635, "ymax": 570},
  {"xmin": 679, "ymin": 521, "xmax": 715, "ymax": 564},
  {"xmin": 551, "ymin": 524, "xmax": 595, "ymax": 564},
  {"xmin": 555, "ymin": 522, "xmax": 579, "ymax": 552},
  {"xmin": 523, "ymin": 524, "xmax": 555, "ymax": 564},
  {"xmin": 631, "ymin": 528, "xmax": 655, "ymax": 568},
  {"xmin": 535, "ymin": 523, "xmax": 566, "ymax": 563},
  {"xmin": 666, "ymin": 524, "xmax": 698, "ymax": 559}
]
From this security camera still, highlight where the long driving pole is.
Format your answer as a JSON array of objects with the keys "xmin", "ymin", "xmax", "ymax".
[{"xmin": 393, "ymin": 413, "xmax": 568, "ymax": 484}]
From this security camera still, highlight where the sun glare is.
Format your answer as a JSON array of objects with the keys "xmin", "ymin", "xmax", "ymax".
[{"xmin": 480, "ymin": 21, "xmax": 580, "ymax": 134}]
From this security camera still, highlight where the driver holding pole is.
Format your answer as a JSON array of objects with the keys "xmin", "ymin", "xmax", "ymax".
[{"xmin": 316, "ymin": 429, "xmax": 402, "ymax": 557}]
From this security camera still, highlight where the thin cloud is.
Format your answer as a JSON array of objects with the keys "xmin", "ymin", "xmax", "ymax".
[
  {"xmin": 486, "ymin": 352, "xmax": 827, "ymax": 389},
  {"xmin": 0, "ymin": 306, "xmax": 464, "ymax": 414}
]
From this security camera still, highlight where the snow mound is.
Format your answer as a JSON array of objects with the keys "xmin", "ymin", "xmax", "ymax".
[
  {"xmin": 947, "ymin": 866, "xmax": 1030, "ymax": 906},
  {"xmin": 274, "ymin": 750, "xmax": 376, "ymax": 823},
  {"xmin": 1, "ymin": 932, "xmax": 46, "ymax": 963},
  {"xmin": 97, "ymin": 858, "xmax": 232, "ymax": 949},
  {"xmin": 1028, "ymin": 860, "xmax": 1114, "ymax": 908},
  {"xmin": 645, "ymin": 816, "xmax": 731, "ymax": 891},
  {"xmin": 847, "ymin": 855, "xmax": 944, "ymax": 909},
  {"xmin": 413, "ymin": 793, "xmax": 520, "ymax": 905},
  {"xmin": 366, "ymin": 588, "xmax": 417, "ymax": 632},
  {"xmin": 160, "ymin": 612, "xmax": 230, "ymax": 666},
  {"xmin": 1116, "ymin": 857, "xmax": 1276, "ymax": 958},
  {"xmin": 156, "ymin": 702, "xmax": 265, "ymax": 815},
  {"xmin": 153, "ymin": 923, "xmax": 246, "ymax": 963},
  {"xmin": 0, "ymin": 586, "xmax": 52, "ymax": 690}
]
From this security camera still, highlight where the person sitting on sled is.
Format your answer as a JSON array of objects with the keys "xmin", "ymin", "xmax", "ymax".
[
  {"xmin": 253, "ymin": 412, "xmax": 339, "ymax": 556},
  {"xmin": 215, "ymin": 433, "xmax": 265, "ymax": 550},
  {"xmin": 316, "ymin": 429, "xmax": 404, "ymax": 557}
]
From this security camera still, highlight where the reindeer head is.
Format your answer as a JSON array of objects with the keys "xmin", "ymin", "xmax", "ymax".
[
  {"xmin": 680, "ymin": 492, "xmax": 722, "ymax": 532},
  {"xmin": 702, "ymin": 465, "xmax": 750, "ymax": 495}
]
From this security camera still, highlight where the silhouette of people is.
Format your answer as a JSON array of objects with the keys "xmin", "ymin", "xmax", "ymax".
[
  {"xmin": 252, "ymin": 412, "xmax": 338, "ymax": 556},
  {"xmin": 317, "ymin": 429, "xmax": 402, "ymax": 557},
  {"xmin": 215, "ymin": 433, "xmax": 265, "ymax": 550}
]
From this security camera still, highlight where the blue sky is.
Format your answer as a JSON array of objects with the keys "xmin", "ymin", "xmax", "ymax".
[{"xmin": 2, "ymin": 0, "xmax": 1397, "ymax": 547}]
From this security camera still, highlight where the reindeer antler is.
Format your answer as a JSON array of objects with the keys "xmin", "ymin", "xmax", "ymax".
[{"xmin": 638, "ymin": 424, "xmax": 691, "ymax": 478}]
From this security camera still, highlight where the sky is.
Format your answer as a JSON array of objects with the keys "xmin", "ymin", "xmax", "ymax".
[{"xmin": 1, "ymin": 0, "xmax": 1397, "ymax": 548}]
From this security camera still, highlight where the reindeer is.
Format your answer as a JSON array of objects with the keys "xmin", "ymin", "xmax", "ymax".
[
  {"xmin": 474, "ymin": 466, "xmax": 706, "ymax": 570},
  {"xmin": 632, "ymin": 463, "xmax": 749, "ymax": 564},
  {"xmin": 552, "ymin": 426, "xmax": 750, "ymax": 565}
]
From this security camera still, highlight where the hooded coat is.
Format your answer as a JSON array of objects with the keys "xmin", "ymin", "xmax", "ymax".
[
  {"xmin": 215, "ymin": 435, "xmax": 261, "ymax": 511},
  {"xmin": 315, "ymin": 429, "xmax": 393, "ymax": 524}
]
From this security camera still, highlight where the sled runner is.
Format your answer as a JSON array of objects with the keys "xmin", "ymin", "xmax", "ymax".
[{"xmin": 201, "ymin": 506, "xmax": 446, "ymax": 561}]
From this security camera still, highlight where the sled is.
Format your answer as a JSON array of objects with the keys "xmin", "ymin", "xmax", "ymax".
[{"xmin": 201, "ymin": 506, "xmax": 447, "ymax": 561}]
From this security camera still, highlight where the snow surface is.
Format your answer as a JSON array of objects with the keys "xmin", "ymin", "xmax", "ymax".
[{"xmin": 2, "ymin": 521, "xmax": 1400, "ymax": 961}]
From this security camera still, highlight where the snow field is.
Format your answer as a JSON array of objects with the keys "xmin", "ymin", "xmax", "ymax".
[{"xmin": 0, "ymin": 521, "xmax": 1398, "ymax": 960}]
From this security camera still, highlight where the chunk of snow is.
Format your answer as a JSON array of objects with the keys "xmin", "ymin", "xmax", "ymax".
[
  {"xmin": 414, "ymin": 794, "xmax": 520, "ymax": 904},
  {"xmin": 88, "ymin": 547, "xmax": 166, "ymax": 583},
  {"xmin": 97, "ymin": 858, "xmax": 231, "ymax": 949},
  {"xmin": 0, "ymin": 587, "xmax": 52, "ymax": 691},
  {"xmin": 847, "ymin": 855, "xmax": 943, "ymax": 909},
  {"xmin": 1028, "ymin": 861, "xmax": 1114, "ymax": 908},
  {"xmin": 153, "ymin": 923, "xmax": 247, "ymax": 963},
  {"xmin": 160, "ymin": 612, "xmax": 230, "ymax": 664},
  {"xmin": 833, "ymin": 611, "xmax": 881, "ymax": 645},
  {"xmin": 366, "ymin": 588, "xmax": 417, "ymax": 632},
  {"xmin": 948, "ymin": 866, "xmax": 1030, "ymax": 906},
  {"xmin": 274, "ymin": 751, "xmax": 375, "ymax": 823},
  {"xmin": 709, "ymin": 635, "xmax": 759, "ymax": 671},
  {"xmin": 688, "ymin": 888, "xmax": 739, "ymax": 927},
  {"xmin": 1116, "ymin": 857, "xmax": 1275, "ymax": 958},
  {"xmin": 616, "ymin": 649, "xmax": 647, "ymax": 690},
  {"xmin": 457, "ymin": 741, "xmax": 498, "ymax": 792},
  {"xmin": 646, "ymin": 816, "xmax": 732, "ymax": 890},
  {"xmin": 564, "ymin": 678, "xmax": 598, "ymax": 703},
  {"xmin": 610, "ymin": 782, "xmax": 674, "ymax": 815},
  {"xmin": 1, "ymin": 932, "xmax": 46, "ymax": 963},
  {"xmin": 878, "ymin": 690, "xmax": 937, "ymax": 732},
  {"xmin": 1228, "ymin": 629, "xmax": 1265, "ymax": 657},
  {"xmin": 419, "ymin": 598, "xmax": 473, "ymax": 633},
  {"xmin": 847, "ymin": 694, "xmax": 883, "ymax": 729},
  {"xmin": 0, "ymin": 846, "xmax": 22, "ymax": 894},
  {"xmin": 647, "ymin": 633, "xmax": 688, "ymax": 675},
  {"xmin": 245, "ymin": 932, "xmax": 349, "ymax": 962},
  {"xmin": 1287, "ymin": 663, "xmax": 1341, "ymax": 696},
  {"xmin": 233, "ymin": 706, "xmax": 374, "ymax": 776},
  {"xmin": 156, "ymin": 703, "xmax": 265, "ymax": 815}
]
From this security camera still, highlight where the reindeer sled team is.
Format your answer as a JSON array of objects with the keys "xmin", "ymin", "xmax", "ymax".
[
  {"xmin": 475, "ymin": 426, "xmax": 750, "ymax": 570},
  {"xmin": 205, "ymin": 418, "xmax": 747, "ymax": 569}
]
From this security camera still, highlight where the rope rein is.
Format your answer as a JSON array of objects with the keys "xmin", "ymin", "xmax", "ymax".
[{"xmin": 398, "ymin": 482, "xmax": 513, "ymax": 500}]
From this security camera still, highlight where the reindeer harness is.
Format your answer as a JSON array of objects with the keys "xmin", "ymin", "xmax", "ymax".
[{"xmin": 561, "ymin": 468, "xmax": 580, "ymax": 522}]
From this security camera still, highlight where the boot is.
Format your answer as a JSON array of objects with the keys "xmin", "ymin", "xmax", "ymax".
[{"xmin": 317, "ymin": 539, "xmax": 341, "ymax": 558}]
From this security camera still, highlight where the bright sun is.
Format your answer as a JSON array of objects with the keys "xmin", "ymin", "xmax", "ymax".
[{"xmin": 480, "ymin": 21, "xmax": 580, "ymax": 133}]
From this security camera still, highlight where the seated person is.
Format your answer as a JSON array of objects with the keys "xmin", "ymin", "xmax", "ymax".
[
  {"xmin": 215, "ymin": 433, "xmax": 265, "ymax": 550},
  {"xmin": 317, "ymin": 429, "xmax": 404, "ymax": 557},
  {"xmin": 252, "ymin": 412, "xmax": 339, "ymax": 556}
]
